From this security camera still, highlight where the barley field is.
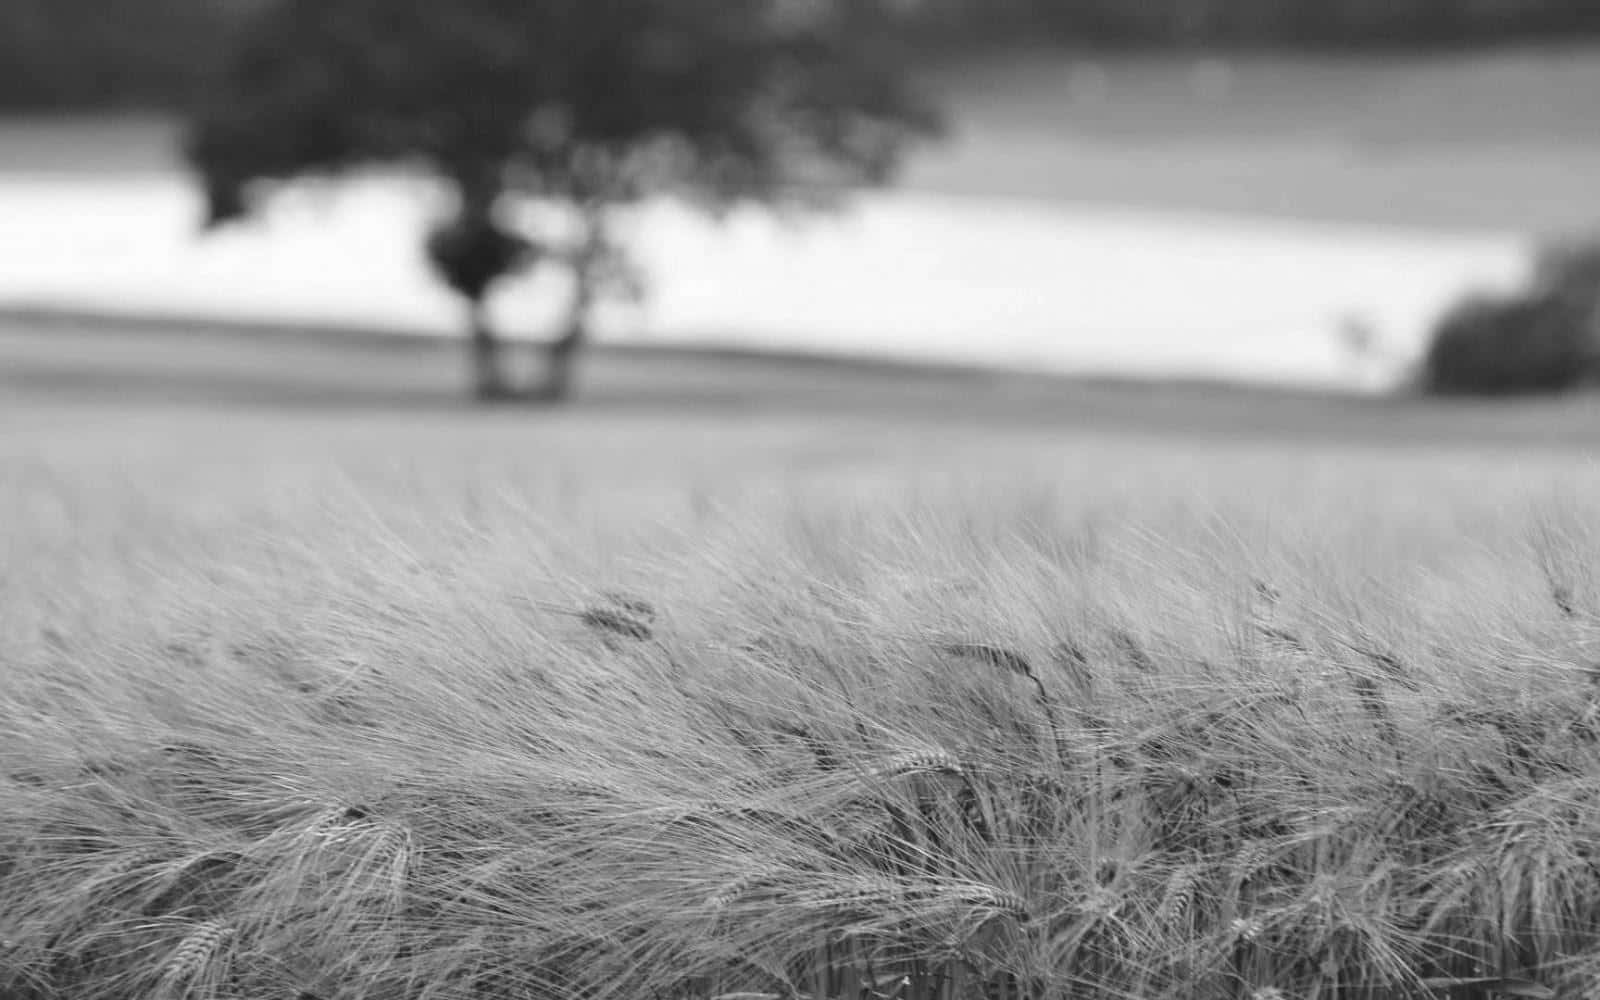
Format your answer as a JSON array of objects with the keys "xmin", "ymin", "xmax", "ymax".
[{"xmin": 5, "ymin": 324, "xmax": 1600, "ymax": 1000}]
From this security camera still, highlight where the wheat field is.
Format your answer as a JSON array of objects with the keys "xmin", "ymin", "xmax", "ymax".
[{"xmin": 6, "ymin": 343, "xmax": 1600, "ymax": 1000}]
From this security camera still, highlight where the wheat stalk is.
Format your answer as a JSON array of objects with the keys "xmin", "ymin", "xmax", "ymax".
[
  {"xmin": 801, "ymin": 876, "xmax": 1031, "ymax": 923},
  {"xmin": 1160, "ymin": 864, "xmax": 1201, "ymax": 927},
  {"xmin": 366, "ymin": 820, "xmax": 413, "ymax": 894},
  {"xmin": 867, "ymin": 749, "xmax": 966, "ymax": 781},
  {"xmin": 705, "ymin": 861, "xmax": 797, "ymax": 910},
  {"xmin": 1234, "ymin": 840, "xmax": 1270, "ymax": 879},
  {"xmin": 1051, "ymin": 639, "xmax": 1095, "ymax": 694},
  {"xmin": 1335, "ymin": 635, "xmax": 1420, "ymax": 691},
  {"xmin": 89, "ymin": 846, "xmax": 169, "ymax": 885},
  {"xmin": 946, "ymin": 883, "xmax": 1032, "ymax": 922},
  {"xmin": 525, "ymin": 595, "xmax": 656, "ymax": 640},
  {"xmin": 302, "ymin": 803, "xmax": 376, "ymax": 845},
  {"xmin": 1255, "ymin": 622, "xmax": 1311, "ymax": 654},
  {"xmin": 1345, "ymin": 670, "xmax": 1401, "ymax": 748},
  {"xmin": 1227, "ymin": 916, "xmax": 1265, "ymax": 943},
  {"xmin": 156, "ymin": 920, "xmax": 234, "ymax": 996},
  {"xmin": 1111, "ymin": 629, "xmax": 1156, "ymax": 673},
  {"xmin": 940, "ymin": 642, "xmax": 1072, "ymax": 765}
]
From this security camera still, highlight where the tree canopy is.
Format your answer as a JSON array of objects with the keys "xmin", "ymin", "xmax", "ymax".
[{"xmin": 185, "ymin": 0, "xmax": 941, "ymax": 399}]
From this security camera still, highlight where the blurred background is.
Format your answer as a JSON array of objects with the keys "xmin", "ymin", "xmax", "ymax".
[{"xmin": 3, "ymin": 0, "xmax": 1599, "ymax": 402}]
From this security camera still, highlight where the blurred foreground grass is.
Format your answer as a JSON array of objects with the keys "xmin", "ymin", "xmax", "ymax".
[{"xmin": 5, "ymin": 319, "xmax": 1600, "ymax": 998}]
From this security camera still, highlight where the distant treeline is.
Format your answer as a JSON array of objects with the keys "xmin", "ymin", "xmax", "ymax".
[
  {"xmin": 0, "ymin": 0, "xmax": 250, "ymax": 110},
  {"xmin": 910, "ymin": 0, "xmax": 1600, "ymax": 46},
  {"xmin": 4, "ymin": 0, "xmax": 1599, "ymax": 111}
]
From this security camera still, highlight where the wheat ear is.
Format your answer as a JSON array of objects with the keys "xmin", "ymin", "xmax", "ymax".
[{"xmin": 157, "ymin": 920, "xmax": 234, "ymax": 995}]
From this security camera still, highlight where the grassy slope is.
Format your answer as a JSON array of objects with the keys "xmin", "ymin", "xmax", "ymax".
[
  {"xmin": 7, "ymin": 326, "xmax": 1600, "ymax": 998},
  {"xmin": 10, "ymin": 317, "xmax": 1600, "ymax": 451}
]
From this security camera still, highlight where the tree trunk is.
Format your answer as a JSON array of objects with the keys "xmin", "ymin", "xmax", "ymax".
[
  {"xmin": 533, "ymin": 209, "xmax": 604, "ymax": 403},
  {"xmin": 536, "ymin": 281, "xmax": 591, "ymax": 403},
  {"xmin": 467, "ymin": 298, "xmax": 508, "ymax": 401}
]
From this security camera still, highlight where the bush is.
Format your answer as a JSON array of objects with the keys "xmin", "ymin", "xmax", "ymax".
[{"xmin": 1421, "ymin": 237, "xmax": 1600, "ymax": 397}]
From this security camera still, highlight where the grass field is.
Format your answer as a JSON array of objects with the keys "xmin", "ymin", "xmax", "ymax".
[
  {"xmin": 8, "ymin": 40, "xmax": 1600, "ymax": 1000},
  {"xmin": 7, "ymin": 325, "xmax": 1600, "ymax": 999}
]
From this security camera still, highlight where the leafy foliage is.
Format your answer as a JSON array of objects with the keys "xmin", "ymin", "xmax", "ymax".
[
  {"xmin": 185, "ymin": 0, "xmax": 940, "ymax": 398},
  {"xmin": 1422, "ymin": 236, "xmax": 1600, "ymax": 396},
  {"xmin": 189, "ymin": 0, "xmax": 939, "ymax": 208}
]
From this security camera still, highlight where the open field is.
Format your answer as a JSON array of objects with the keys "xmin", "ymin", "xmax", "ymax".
[
  {"xmin": 9, "ymin": 317, "xmax": 1600, "ymax": 449},
  {"xmin": 8, "ymin": 325, "xmax": 1600, "ymax": 998}
]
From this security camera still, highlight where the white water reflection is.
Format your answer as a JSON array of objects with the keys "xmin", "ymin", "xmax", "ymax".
[{"xmin": 0, "ymin": 175, "xmax": 1532, "ymax": 391}]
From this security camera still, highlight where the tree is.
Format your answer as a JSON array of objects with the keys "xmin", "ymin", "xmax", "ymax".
[
  {"xmin": 185, "ymin": 0, "xmax": 941, "ymax": 401},
  {"xmin": 1421, "ymin": 237, "xmax": 1600, "ymax": 396}
]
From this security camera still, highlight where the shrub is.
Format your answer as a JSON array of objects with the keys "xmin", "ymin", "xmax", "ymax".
[{"xmin": 1421, "ymin": 237, "xmax": 1600, "ymax": 396}]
